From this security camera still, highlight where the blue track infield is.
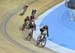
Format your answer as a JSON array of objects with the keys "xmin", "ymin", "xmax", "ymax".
[{"xmin": 40, "ymin": 3, "xmax": 75, "ymax": 50}]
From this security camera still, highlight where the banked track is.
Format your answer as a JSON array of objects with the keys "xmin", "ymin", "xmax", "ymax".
[
  {"xmin": 0, "ymin": 0, "xmax": 63, "ymax": 53},
  {"xmin": 0, "ymin": 0, "xmax": 39, "ymax": 53},
  {"xmin": 0, "ymin": 5, "xmax": 38, "ymax": 53}
]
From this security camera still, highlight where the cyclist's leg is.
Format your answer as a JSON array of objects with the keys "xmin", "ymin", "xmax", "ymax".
[
  {"xmin": 36, "ymin": 34, "xmax": 42, "ymax": 46},
  {"xmin": 26, "ymin": 28, "xmax": 33, "ymax": 41},
  {"xmin": 29, "ymin": 28, "xmax": 34, "ymax": 40},
  {"xmin": 21, "ymin": 23, "xmax": 26, "ymax": 31},
  {"xmin": 41, "ymin": 36, "xmax": 46, "ymax": 47}
]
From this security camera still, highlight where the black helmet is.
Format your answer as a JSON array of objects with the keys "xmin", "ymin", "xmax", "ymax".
[{"xmin": 43, "ymin": 25, "xmax": 48, "ymax": 29}]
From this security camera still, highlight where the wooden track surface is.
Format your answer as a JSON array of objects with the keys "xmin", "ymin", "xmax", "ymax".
[{"xmin": 0, "ymin": 0, "xmax": 63, "ymax": 53}]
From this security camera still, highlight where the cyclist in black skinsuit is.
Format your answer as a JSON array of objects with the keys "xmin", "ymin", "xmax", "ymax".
[{"xmin": 36, "ymin": 25, "xmax": 49, "ymax": 47}]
